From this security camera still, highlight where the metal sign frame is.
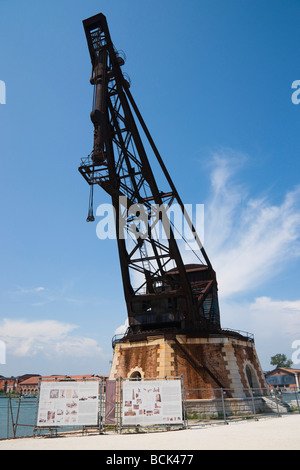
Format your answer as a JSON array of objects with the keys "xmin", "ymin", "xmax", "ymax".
[{"xmin": 34, "ymin": 377, "xmax": 105, "ymax": 437}]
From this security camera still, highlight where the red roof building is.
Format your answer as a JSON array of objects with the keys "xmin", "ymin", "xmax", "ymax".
[{"xmin": 17, "ymin": 374, "xmax": 108, "ymax": 395}]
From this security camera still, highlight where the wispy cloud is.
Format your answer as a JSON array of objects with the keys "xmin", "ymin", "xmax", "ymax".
[
  {"xmin": 13, "ymin": 286, "xmax": 53, "ymax": 307},
  {"xmin": 17, "ymin": 286, "xmax": 46, "ymax": 294},
  {"xmin": 193, "ymin": 151, "xmax": 300, "ymax": 366},
  {"xmin": 201, "ymin": 150, "xmax": 300, "ymax": 298},
  {"xmin": 114, "ymin": 318, "xmax": 129, "ymax": 336},
  {"xmin": 11, "ymin": 284, "xmax": 86, "ymax": 308}
]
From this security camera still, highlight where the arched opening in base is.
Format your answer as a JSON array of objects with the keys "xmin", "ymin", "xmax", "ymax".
[{"xmin": 130, "ymin": 371, "xmax": 142, "ymax": 380}]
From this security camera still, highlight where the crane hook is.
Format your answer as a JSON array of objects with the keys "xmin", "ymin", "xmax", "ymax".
[{"xmin": 86, "ymin": 184, "xmax": 95, "ymax": 222}]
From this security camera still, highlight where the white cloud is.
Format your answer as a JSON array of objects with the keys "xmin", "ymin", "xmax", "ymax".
[
  {"xmin": 176, "ymin": 151, "xmax": 300, "ymax": 368},
  {"xmin": 114, "ymin": 318, "xmax": 129, "ymax": 336},
  {"xmin": 54, "ymin": 337, "xmax": 103, "ymax": 358},
  {"xmin": 0, "ymin": 318, "xmax": 104, "ymax": 359},
  {"xmin": 222, "ymin": 296, "xmax": 300, "ymax": 339},
  {"xmin": 199, "ymin": 151, "xmax": 300, "ymax": 298},
  {"xmin": 219, "ymin": 296, "xmax": 300, "ymax": 368},
  {"xmin": 249, "ymin": 297, "xmax": 300, "ymax": 340},
  {"xmin": 17, "ymin": 286, "xmax": 46, "ymax": 294}
]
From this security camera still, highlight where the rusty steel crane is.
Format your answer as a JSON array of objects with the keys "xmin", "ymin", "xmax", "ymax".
[{"xmin": 79, "ymin": 13, "xmax": 221, "ymax": 340}]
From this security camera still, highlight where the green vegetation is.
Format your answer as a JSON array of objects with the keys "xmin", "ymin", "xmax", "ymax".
[{"xmin": 270, "ymin": 354, "xmax": 292, "ymax": 368}]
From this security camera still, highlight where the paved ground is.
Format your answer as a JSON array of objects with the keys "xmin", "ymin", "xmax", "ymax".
[{"xmin": 0, "ymin": 414, "xmax": 299, "ymax": 450}]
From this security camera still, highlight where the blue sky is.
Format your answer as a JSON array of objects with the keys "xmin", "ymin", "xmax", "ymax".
[{"xmin": 1, "ymin": 0, "xmax": 300, "ymax": 376}]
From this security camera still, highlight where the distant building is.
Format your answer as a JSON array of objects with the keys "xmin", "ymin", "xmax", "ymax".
[
  {"xmin": 0, "ymin": 374, "xmax": 41, "ymax": 394},
  {"xmin": 0, "ymin": 376, "xmax": 17, "ymax": 393},
  {"xmin": 265, "ymin": 368, "xmax": 300, "ymax": 389},
  {"xmin": 17, "ymin": 374, "xmax": 108, "ymax": 396},
  {"xmin": 0, "ymin": 374, "xmax": 108, "ymax": 395},
  {"xmin": 18, "ymin": 376, "xmax": 41, "ymax": 395}
]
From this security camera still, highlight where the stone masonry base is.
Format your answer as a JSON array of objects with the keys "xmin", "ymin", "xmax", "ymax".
[{"xmin": 109, "ymin": 334, "xmax": 267, "ymax": 399}]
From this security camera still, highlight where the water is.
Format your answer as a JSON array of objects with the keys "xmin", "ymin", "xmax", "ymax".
[
  {"xmin": 282, "ymin": 391, "xmax": 300, "ymax": 407},
  {"xmin": 0, "ymin": 396, "xmax": 101, "ymax": 440},
  {"xmin": 0, "ymin": 397, "xmax": 37, "ymax": 440}
]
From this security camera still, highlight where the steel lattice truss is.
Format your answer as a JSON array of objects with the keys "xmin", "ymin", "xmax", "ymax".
[{"xmin": 79, "ymin": 14, "xmax": 221, "ymax": 335}]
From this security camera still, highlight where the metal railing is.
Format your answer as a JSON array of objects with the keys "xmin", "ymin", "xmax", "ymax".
[
  {"xmin": 217, "ymin": 328, "xmax": 254, "ymax": 342},
  {"xmin": 0, "ymin": 396, "xmax": 38, "ymax": 440},
  {"xmin": 2, "ymin": 384, "xmax": 300, "ymax": 440},
  {"xmin": 112, "ymin": 327, "xmax": 255, "ymax": 349},
  {"xmin": 184, "ymin": 387, "xmax": 300, "ymax": 425}
]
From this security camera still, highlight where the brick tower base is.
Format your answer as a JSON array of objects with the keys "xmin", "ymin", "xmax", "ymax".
[{"xmin": 109, "ymin": 333, "xmax": 266, "ymax": 399}]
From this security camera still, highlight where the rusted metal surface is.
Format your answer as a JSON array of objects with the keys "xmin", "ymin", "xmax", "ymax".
[{"xmin": 80, "ymin": 13, "xmax": 221, "ymax": 337}]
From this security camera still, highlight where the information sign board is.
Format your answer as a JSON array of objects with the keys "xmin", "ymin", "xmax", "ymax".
[
  {"xmin": 122, "ymin": 379, "xmax": 183, "ymax": 426},
  {"xmin": 37, "ymin": 380, "xmax": 99, "ymax": 427}
]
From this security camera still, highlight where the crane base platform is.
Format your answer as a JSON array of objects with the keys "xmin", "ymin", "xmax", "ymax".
[{"xmin": 109, "ymin": 332, "xmax": 266, "ymax": 398}]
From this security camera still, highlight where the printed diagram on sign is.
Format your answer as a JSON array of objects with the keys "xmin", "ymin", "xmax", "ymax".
[
  {"xmin": 122, "ymin": 380, "xmax": 183, "ymax": 426},
  {"xmin": 37, "ymin": 381, "xmax": 99, "ymax": 427}
]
